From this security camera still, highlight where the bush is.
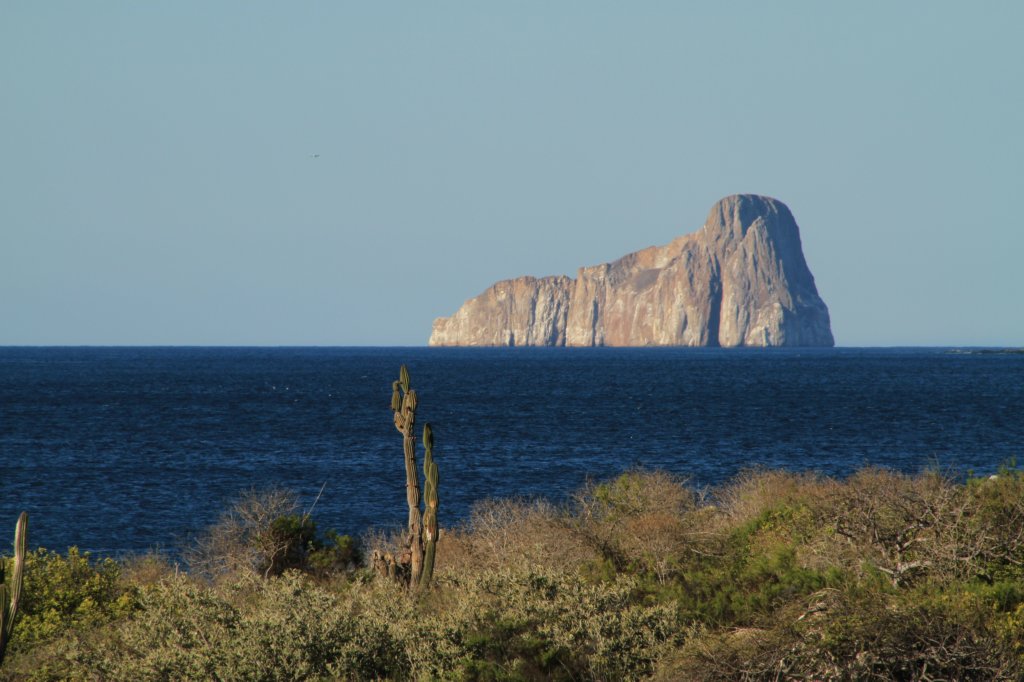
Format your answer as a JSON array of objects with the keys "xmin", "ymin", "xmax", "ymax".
[
  {"xmin": 965, "ymin": 466, "xmax": 1024, "ymax": 582},
  {"xmin": 438, "ymin": 498, "xmax": 597, "ymax": 576},
  {"xmin": 187, "ymin": 488, "xmax": 360, "ymax": 582},
  {"xmin": 344, "ymin": 567, "xmax": 679, "ymax": 681},
  {"xmin": 10, "ymin": 547, "xmax": 137, "ymax": 651},
  {"xmin": 574, "ymin": 470, "xmax": 713, "ymax": 583}
]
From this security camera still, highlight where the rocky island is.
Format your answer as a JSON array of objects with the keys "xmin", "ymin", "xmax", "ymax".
[{"xmin": 429, "ymin": 194, "xmax": 834, "ymax": 347}]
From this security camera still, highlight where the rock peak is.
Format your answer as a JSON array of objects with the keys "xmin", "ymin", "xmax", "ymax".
[
  {"xmin": 704, "ymin": 194, "xmax": 791, "ymax": 240},
  {"xmin": 430, "ymin": 196, "xmax": 833, "ymax": 347}
]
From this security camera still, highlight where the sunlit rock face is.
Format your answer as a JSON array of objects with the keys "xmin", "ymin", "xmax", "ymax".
[{"xmin": 429, "ymin": 195, "xmax": 834, "ymax": 347}]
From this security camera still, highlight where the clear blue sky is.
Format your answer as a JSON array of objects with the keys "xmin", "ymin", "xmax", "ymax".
[{"xmin": 3, "ymin": 2, "xmax": 1021, "ymax": 346}]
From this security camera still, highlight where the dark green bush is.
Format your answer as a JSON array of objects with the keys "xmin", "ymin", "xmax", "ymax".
[{"xmin": 267, "ymin": 515, "xmax": 361, "ymax": 578}]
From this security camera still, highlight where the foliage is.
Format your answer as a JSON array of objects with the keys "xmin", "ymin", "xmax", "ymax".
[{"xmin": 5, "ymin": 466, "xmax": 1024, "ymax": 680}]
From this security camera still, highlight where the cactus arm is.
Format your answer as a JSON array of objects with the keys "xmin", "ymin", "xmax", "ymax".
[
  {"xmin": 10, "ymin": 513, "xmax": 25, "ymax": 620},
  {"xmin": 420, "ymin": 423, "xmax": 439, "ymax": 588},
  {"xmin": 390, "ymin": 380, "xmax": 402, "ymax": 413},
  {"xmin": 0, "ymin": 512, "xmax": 27, "ymax": 667}
]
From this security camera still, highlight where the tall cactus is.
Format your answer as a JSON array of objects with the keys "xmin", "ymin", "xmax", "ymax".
[
  {"xmin": 0, "ymin": 512, "xmax": 27, "ymax": 666},
  {"xmin": 375, "ymin": 365, "xmax": 441, "ymax": 589}
]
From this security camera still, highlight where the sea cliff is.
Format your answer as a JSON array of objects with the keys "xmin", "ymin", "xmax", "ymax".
[{"xmin": 430, "ymin": 194, "xmax": 834, "ymax": 347}]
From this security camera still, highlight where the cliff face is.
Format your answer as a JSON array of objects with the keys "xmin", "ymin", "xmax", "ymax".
[{"xmin": 429, "ymin": 195, "xmax": 834, "ymax": 347}]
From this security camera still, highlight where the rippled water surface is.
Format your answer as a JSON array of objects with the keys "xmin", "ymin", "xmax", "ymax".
[{"xmin": 1, "ymin": 346, "xmax": 1021, "ymax": 556}]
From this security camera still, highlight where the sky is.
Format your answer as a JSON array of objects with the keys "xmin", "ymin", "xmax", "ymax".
[{"xmin": 2, "ymin": 2, "xmax": 1022, "ymax": 346}]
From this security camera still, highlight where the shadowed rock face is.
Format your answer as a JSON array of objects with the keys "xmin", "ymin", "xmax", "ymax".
[{"xmin": 429, "ymin": 195, "xmax": 834, "ymax": 347}]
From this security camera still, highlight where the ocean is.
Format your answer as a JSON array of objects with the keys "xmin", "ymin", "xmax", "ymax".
[{"xmin": 1, "ymin": 346, "xmax": 1021, "ymax": 557}]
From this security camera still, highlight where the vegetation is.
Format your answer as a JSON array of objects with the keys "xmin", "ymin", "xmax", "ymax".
[{"xmin": 1, "ymin": 466, "xmax": 1023, "ymax": 680}]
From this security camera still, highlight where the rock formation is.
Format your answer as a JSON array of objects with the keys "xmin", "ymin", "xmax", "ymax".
[{"xmin": 429, "ymin": 195, "xmax": 834, "ymax": 347}]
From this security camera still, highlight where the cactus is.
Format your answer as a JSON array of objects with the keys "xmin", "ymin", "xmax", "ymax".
[
  {"xmin": 373, "ymin": 366, "xmax": 441, "ymax": 589},
  {"xmin": 0, "ymin": 512, "xmax": 27, "ymax": 667},
  {"xmin": 421, "ymin": 423, "xmax": 439, "ymax": 587}
]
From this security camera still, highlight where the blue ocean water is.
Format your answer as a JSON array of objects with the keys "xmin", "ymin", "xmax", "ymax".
[{"xmin": 1, "ymin": 347, "xmax": 1022, "ymax": 557}]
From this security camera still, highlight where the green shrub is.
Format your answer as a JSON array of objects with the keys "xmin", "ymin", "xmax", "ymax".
[
  {"xmin": 461, "ymin": 570, "xmax": 678, "ymax": 680},
  {"xmin": 267, "ymin": 515, "xmax": 361, "ymax": 579},
  {"xmin": 668, "ymin": 528, "xmax": 841, "ymax": 626},
  {"xmin": 10, "ymin": 547, "xmax": 137, "ymax": 651}
]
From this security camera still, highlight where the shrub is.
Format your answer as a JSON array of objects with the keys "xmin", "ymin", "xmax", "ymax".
[
  {"xmin": 9, "ymin": 547, "xmax": 137, "ymax": 651},
  {"xmin": 573, "ymin": 470, "xmax": 715, "ymax": 583},
  {"xmin": 439, "ymin": 498, "xmax": 597, "ymax": 575},
  {"xmin": 657, "ymin": 584, "xmax": 1024, "ymax": 681},
  {"xmin": 10, "ymin": 573, "xmax": 376, "ymax": 681},
  {"xmin": 713, "ymin": 468, "xmax": 830, "ymax": 527},
  {"xmin": 366, "ymin": 568, "xmax": 680, "ymax": 681},
  {"xmin": 965, "ymin": 466, "xmax": 1024, "ymax": 581},
  {"xmin": 187, "ymin": 488, "xmax": 360, "ymax": 582},
  {"xmin": 796, "ymin": 584, "xmax": 1023, "ymax": 680}
]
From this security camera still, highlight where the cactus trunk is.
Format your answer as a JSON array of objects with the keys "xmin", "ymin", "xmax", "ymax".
[{"xmin": 402, "ymin": 400, "xmax": 423, "ymax": 586}]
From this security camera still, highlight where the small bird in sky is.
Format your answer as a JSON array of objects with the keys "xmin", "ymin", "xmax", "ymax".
[{"xmin": 309, "ymin": 153, "xmax": 320, "ymax": 159}]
